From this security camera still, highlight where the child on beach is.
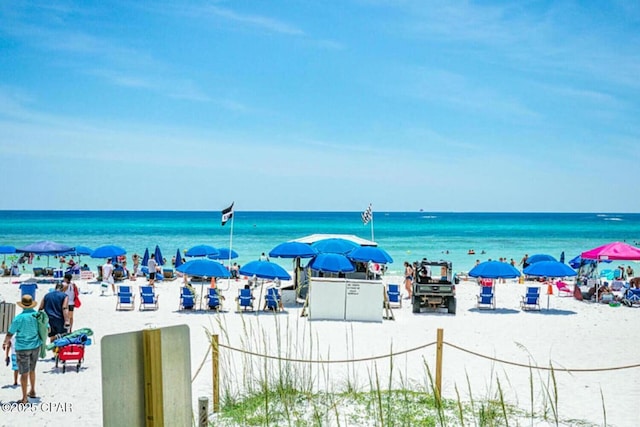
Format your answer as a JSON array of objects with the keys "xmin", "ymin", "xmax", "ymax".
[{"xmin": 4, "ymin": 335, "xmax": 18, "ymax": 386}]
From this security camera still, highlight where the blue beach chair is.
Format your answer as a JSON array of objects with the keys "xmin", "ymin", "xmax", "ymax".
[
  {"xmin": 139, "ymin": 286, "xmax": 159, "ymax": 311},
  {"xmin": 477, "ymin": 285, "xmax": 495, "ymax": 310},
  {"xmin": 207, "ymin": 287, "xmax": 223, "ymax": 311},
  {"xmin": 236, "ymin": 288, "xmax": 254, "ymax": 312},
  {"xmin": 264, "ymin": 287, "xmax": 282, "ymax": 311},
  {"xmin": 179, "ymin": 286, "xmax": 195, "ymax": 310},
  {"xmin": 386, "ymin": 283, "xmax": 402, "ymax": 308},
  {"xmin": 116, "ymin": 285, "xmax": 135, "ymax": 311},
  {"xmin": 19, "ymin": 282, "xmax": 38, "ymax": 300},
  {"xmin": 520, "ymin": 286, "xmax": 541, "ymax": 311}
]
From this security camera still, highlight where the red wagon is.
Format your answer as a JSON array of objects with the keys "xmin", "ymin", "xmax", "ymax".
[{"xmin": 55, "ymin": 344, "xmax": 85, "ymax": 373}]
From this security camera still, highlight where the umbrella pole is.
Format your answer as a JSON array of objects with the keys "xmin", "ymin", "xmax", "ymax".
[{"xmin": 257, "ymin": 279, "xmax": 265, "ymax": 316}]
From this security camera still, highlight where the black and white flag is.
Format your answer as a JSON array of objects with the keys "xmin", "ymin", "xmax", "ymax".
[
  {"xmin": 361, "ymin": 204, "xmax": 372, "ymax": 225},
  {"xmin": 221, "ymin": 202, "xmax": 234, "ymax": 226}
]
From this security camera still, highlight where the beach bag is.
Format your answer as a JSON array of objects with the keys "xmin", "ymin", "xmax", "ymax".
[{"xmin": 73, "ymin": 283, "xmax": 82, "ymax": 308}]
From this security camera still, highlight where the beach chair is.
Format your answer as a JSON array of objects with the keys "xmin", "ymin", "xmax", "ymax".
[
  {"xmin": 207, "ymin": 287, "xmax": 223, "ymax": 311},
  {"xmin": 116, "ymin": 285, "xmax": 135, "ymax": 311},
  {"xmin": 236, "ymin": 288, "xmax": 254, "ymax": 312},
  {"xmin": 113, "ymin": 268, "xmax": 125, "ymax": 282},
  {"xmin": 477, "ymin": 285, "xmax": 495, "ymax": 309},
  {"xmin": 139, "ymin": 286, "xmax": 159, "ymax": 311},
  {"xmin": 19, "ymin": 283, "xmax": 38, "ymax": 300},
  {"xmin": 163, "ymin": 268, "xmax": 176, "ymax": 280},
  {"xmin": 622, "ymin": 288, "xmax": 640, "ymax": 307},
  {"xmin": 179, "ymin": 286, "xmax": 195, "ymax": 310},
  {"xmin": 555, "ymin": 281, "xmax": 573, "ymax": 297},
  {"xmin": 264, "ymin": 287, "xmax": 282, "ymax": 311},
  {"xmin": 386, "ymin": 283, "xmax": 402, "ymax": 308},
  {"xmin": 521, "ymin": 286, "xmax": 541, "ymax": 311}
]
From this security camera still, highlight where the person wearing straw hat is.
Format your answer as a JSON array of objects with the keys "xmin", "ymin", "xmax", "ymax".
[{"xmin": 2, "ymin": 294, "xmax": 43, "ymax": 404}]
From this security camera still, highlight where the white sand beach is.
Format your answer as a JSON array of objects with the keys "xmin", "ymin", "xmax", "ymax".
[{"xmin": 1, "ymin": 272, "xmax": 639, "ymax": 426}]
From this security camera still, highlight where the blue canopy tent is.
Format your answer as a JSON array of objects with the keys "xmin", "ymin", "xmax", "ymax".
[{"xmin": 17, "ymin": 241, "xmax": 74, "ymax": 267}]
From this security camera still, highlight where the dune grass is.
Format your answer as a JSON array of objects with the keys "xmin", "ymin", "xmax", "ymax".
[{"xmin": 201, "ymin": 315, "xmax": 601, "ymax": 427}]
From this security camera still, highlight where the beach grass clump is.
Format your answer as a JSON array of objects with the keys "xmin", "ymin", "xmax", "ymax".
[{"xmin": 203, "ymin": 315, "xmax": 597, "ymax": 427}]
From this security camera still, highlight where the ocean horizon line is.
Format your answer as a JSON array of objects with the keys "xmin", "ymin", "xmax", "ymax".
[{"xmin": 0, "ymin": 209, "xmax": 638, "ymax": 215}]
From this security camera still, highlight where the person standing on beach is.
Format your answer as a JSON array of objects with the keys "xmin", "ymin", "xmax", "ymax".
[
  {"xmin": 62, "ymin": 273, "xmax": 77, "ymax": 332},
  {"xmin": 404, "ymin": 261, "xmax": 414, "ymax": 299},
  {"xmin": 102, "ymin": 258, "xmax": 115, "ymax": 294},
  {"xmin": 148, "ymin": 253, "xmax": 157, "ymax": 287},
  {"xmin": 39, "ymin": 282, "xmax": 70, "ymax": 343},
  {"xmin": 520, "ymin": 254, "xmax": 529, "ymax": 270},
  {"xmin": 2, "ymin": 295, "xmax": 42, "ymax": 404},
  {"xmin": 131, "ymin": 253, "xmax": 139, "ymax": 281}
]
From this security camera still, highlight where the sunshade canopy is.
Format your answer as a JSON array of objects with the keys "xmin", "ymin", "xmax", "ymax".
[
  {"xmin": 523, "ymin": 261, "xmax": 577, "ymax": 278},
  {"xmin": 469, "ymin": 261, "xmax": 521, "ymax": 279},
  {"xmin": 176, "ymin": 259, "xmax": 230, "ymax": 277},
  {"xmin": 581, "ymin": 241, "xmax": 640, "ymax": 261},
  {"xmin": 239, "ymin": 260, "xmax": 291, "ymax": 280},
  {"xmin": 269, "ymin": 241, "xmax": 318, "ymax": 259}
]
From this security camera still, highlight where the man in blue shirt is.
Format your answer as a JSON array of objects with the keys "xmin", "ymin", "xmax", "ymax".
[
  {"xmin": 2, "ymin": 294, "xmax": 42, "ymax": 404},
  {"xmin": 39, "ymin": 282, "xmax": 70, "ymax": 343}
]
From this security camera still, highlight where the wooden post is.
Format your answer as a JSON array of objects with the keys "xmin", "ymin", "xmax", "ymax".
[
  {"xmin": 212, "ymin": 334, "xmax": 219, "ymax": 413},
  {"xmin": 435, "ymin": 328, "xmax": 443, "ymax": 401},
  {"xmin": 143, "ymin": 328, "xmax": 164, "ymax": 427},
  {"xmin": 198, "ymin": 396, "xmax": 209, "ymax": 427}
]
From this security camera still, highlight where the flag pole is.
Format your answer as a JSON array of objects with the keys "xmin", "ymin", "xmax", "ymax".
[
  {"xmin": 226, "ymin": 212, "xmax": 234, "ymax": 291},
  {"xmin": 370, "ymin": 208, "xmax": 375, "ymax": 242}
]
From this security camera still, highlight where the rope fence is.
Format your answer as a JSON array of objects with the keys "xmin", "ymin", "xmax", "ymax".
[
  {"xmin": 197, "ymin": 328, "xmax": 640, "ymax": 414},
  {"xmin": 196, "ymin": 334, "xmax": 640, "ymax": 378}
]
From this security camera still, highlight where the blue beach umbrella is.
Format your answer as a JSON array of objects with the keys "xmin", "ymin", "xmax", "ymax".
[
  {"xmin": 469, "ymin": 261, "xmax": 521, "ymax": 279},
  {"xmin": 69, "ymin": 246, "xmax": 93, "ymax": 256},
  {"xmin": 239, "ymin": 260, "xmax": 291, "ymax": 280},
  {"xmin": 568, "ymin": 255, "xmax": 604, "ymax": 269},
  {"xmin": 311, "ymin": 238, "xmax": 360, "ymax": 255},
  {"xmin": 176, "ymin": 259, "xmax": 230, "ymax": 278},
  {"xmin": 154, "ymin": 245, "xmax": 164, "ymax": 266},
  {"xmin": 0, "ymin": 245, "xmax": 16, "ymax": 254},
  {"xmin": 527, "ymin": 254, "xmax": 557, "ymax": 264},
  {"xmin": 0, "ymin": 245, "xmax": 15, "ymax": 262},
  {"xmin": 208, "ymin": 248, "xmax": 239, "ymax": 260},
  {"xmin": 141, "ymin": 248, "xmax": 149, "ymax": 268},
  {"xmin": 310, "ymin": 253, "xmax": 356, "ymax": 273},
  {"xmin": 186, "ymin": 245, "xmax": 219, "ymax": 258},
  {"xmin": 175, "ymin": 249, "xmax": 183, "ymax": 268},
  {"xmin": 91, "ymin": 245, "xmax": 126, "ymax": 259},
  {"xmin": 269, "ymin": 241, "xmax": 318, "ymax": 259},
  {"xmin": 523, "ymin": 261, "xmax": 576, "ymax": 278},
  {"xmin": 177, "ymin": 259, "xmax": 230, "ymax": 310},
  {"xmin": 348, "ymin": 246, "xmax": 393, "ymax": 264}
]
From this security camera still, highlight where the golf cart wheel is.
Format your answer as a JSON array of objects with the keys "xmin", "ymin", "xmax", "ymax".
[
  {"xmin": 447, "ymin": 297, "xmax": 457, "ymax": 314},
  {"xmin": 412, "ymin": 298, "xmax": 421, "ymax": 313}
]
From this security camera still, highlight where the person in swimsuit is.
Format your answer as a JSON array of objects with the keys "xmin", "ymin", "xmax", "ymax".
[{"xmin": 404, "ymin": 261, "xmax": 414, "ymax": 299}]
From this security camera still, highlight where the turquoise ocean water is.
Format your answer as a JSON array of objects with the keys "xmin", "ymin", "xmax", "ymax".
[{"xmin": 1, "ymin": 211, "xmax": 639, "ymax": 274}]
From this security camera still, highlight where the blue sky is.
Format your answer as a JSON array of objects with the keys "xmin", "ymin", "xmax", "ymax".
[{"xmin": 1, "ymin": 1, "xmax": 639, "ymax": 212}]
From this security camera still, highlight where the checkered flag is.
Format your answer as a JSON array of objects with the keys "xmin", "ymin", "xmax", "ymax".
[
  {"xmin": 361, "ymin": 204, "xmax": 372, "ymax": 225},
  {"xmin": 221, "ymin": 202, "xmax": 234, "ymax": 226}
]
